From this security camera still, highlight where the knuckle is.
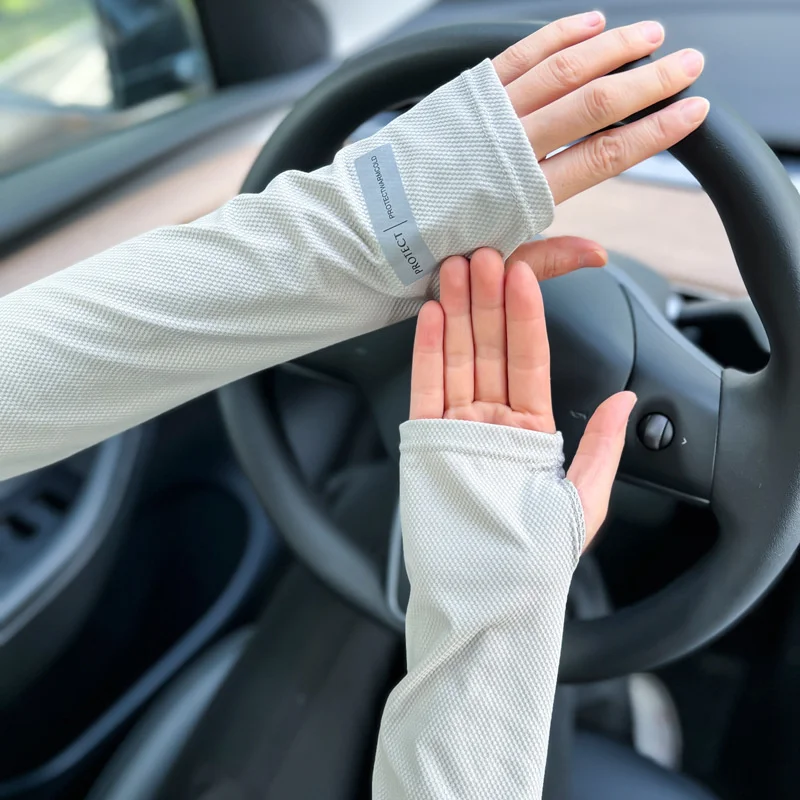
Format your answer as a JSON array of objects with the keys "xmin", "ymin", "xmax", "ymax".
[
  {"xmin": 502, "ymin": 42, "xmax": 535, "ymax": 76},
  {"xmin": 649, "ymin": 111, "xmax": 671, "ymax": 143},
  {"xmin": 541, "ymin": 248, "xmax": 563, "ymax": 280},
  {"xmin": 476, "ymin": 341, "xmax": 505, "ymax": 360},
  {"xmin": 615, "ymin": 25, "xmax": 638, "ymax": 51},
  {"xmin": 548, "ymin": 51, "xmax": 582, "ymax": 88},
  {"xmin": 585, "ymin": 133, "xmax": 626, "ymax": 175},
  {"xmin": 552, "ymin": 16, "xmax": 576, "ymax": 40},
  {"xmin": 584, "ymin": 81, "xmax": 618, "ymax": 124},
  {"xmin": 654, "ymin": 61, "xmax": 676, "ymax": 95},
  {"xmin": 552, "ymin": 16, "xmax": 571, "ymax": 33}
]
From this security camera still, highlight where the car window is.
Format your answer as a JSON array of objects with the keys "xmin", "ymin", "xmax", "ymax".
[{"xmin": 0, "ymin": 0, "xmax": 212, "ymax": 177}]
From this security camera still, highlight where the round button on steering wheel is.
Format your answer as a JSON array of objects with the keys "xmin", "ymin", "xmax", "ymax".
[{"xmin": 218, "ymin": 23, "xmax": 800, "ymax": 682}]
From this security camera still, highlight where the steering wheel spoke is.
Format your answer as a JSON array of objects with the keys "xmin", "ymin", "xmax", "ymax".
[{"xmin": 612, "ymin": 266, "xmax": 722, "ymax": 504}]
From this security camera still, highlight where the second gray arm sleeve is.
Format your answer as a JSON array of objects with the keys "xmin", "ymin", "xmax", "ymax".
[
  {"xmin": 374, "ymin": 418, "xmax": 585, "ymax": 799},
  {"xmin": 0, "ymin": 59, "xmax": 553, "ymax": 479}
]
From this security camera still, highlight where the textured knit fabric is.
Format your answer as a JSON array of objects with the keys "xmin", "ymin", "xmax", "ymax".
[
  {"xmin": 0, "ymin": 58, "xmax": 552, "ymax": 479},
  {"xmin": 373, "ymin": 418, "xmax": 584, "ymax": 799}
]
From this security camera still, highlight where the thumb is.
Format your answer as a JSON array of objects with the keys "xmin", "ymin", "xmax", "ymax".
[
  {"xmin": 566, "ymin": 391, "xmax": 637, "ymax": 548},
  {"xmin": 507, "ymin": 236, "xmax": 607, "ymax": 281}
]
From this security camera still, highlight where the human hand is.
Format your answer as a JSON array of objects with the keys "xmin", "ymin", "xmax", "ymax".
[
  {"xmin": 409, "ymin": 245, "xmax": 636, "ymax": 546},
  {"xmin": 495, "ymin": 12, "xmax": 708, "ymax": 208}
]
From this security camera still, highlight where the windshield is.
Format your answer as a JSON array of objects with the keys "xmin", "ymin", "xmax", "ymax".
[{"xmin": 0, "ymin": 0, "xmax": 211, "ymax": 176}]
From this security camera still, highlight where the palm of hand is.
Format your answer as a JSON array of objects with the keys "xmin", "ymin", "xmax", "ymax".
[
  {"xmin": 411, "ymin": 246, "xmax": 558, "ymax": 431},
  {"xmin": 409, "ymin": 244, "xmax": 635, "ymax": 546},
  {"xmin": 444, "ymin": 402, "xmax": 549, "ymax": 432}
]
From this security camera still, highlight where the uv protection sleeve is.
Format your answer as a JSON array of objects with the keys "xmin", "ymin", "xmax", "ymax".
[
  {"xmin": 0, "ymin": 59, "xmax": 552, "ymax": 479},
  {"xmin": 373, "ymin": 418, "xmax": 584, "ymax": 800}
]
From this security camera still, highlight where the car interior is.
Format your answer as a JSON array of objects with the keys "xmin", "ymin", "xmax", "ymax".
[{"xmin": 0, "ymin": 1, "xmax": 799, "ymax": 798}]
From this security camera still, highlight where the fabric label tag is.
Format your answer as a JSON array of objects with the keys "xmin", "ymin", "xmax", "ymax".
[{"xmin": 355, "ymin": 143, "xmax": 437, "ymax": 286}]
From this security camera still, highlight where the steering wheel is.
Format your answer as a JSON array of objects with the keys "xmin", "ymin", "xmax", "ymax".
[{"xmin": 218, "ymin": 22, "xmax": 800, "ymax": 682}]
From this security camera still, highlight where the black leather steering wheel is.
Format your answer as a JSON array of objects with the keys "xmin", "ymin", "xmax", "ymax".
[{"xmin": 218, "ymin": 23, "xmax": 800, "ymax": 682}]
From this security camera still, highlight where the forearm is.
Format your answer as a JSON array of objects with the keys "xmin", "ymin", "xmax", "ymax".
[
  {"xmin": 0, "ymin": 60, "xmax": 552, "ymax": 479},
  {"xmin": 373, "ymin": 419, "xmax": 583, "ymax": 799}
]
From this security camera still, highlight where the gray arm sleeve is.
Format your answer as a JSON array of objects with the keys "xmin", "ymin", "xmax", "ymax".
[
  {"xmin": 373, "ymin": 418, "xmax": 584, "ymax": 799},
  {"xmin": 0, "ymin": 59, "xmax": 553, "ymax": 479}
]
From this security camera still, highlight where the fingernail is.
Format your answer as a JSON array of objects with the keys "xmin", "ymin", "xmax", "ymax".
[
  {"xmin": 622, "ymin": 391, "xmax": 638, "ymax": 410},
  {"xmin": 579, "ymin": 249, "xmax": 607, "ymax": 268},
  {"xmin": 620, "ymin": 392, "xmax": 638, "ymax": 428},
  {"xmin": 641, "ymin": 20, "xmax": 664, "ymax": 43},
  {"xmin": 680, "ymin": 48, "xmax": 705, "ymax": 77},
  {"xmin": 582, "ymin": 10, "xmax": 605, "ymax": 27},
  {"xmin": 679, "ymin": 96, "xmax": 710, "ymax": 125}
]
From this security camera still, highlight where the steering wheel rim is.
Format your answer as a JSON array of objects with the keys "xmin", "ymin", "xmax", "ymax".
[{"xmin": 218, "ymin": 22, "xmax": 800, "ymax": 682}]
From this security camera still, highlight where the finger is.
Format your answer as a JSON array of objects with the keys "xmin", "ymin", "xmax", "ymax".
[
  {"xmin": 542, "ymin": 96, "xmax": 710, "ymax": 205},
  {"xmin": 508, "ymin": 236, "xmax": 607, "ymax": 281},
  {"xmin": 493, "ymin": 11, "xmax": 606, "ymax": 86},
  {"xmin": 439, "ymin": 255, "xmax": 474, "ymax": 409},
  {"xmin": 470, "ymin": 248, "xmax": 508, "ymax": 404},
  {"xmin": 526, "ymin": 48, "xmax": 705, "ymax": 159},
  {"xmin": 409, "ymin": 301, "xmax": 445, "ymax": 420},
  {"xmin": 505, "ymin": 261, "xmax": 555, "ymax": 431},
  {"xmin": 567, "ymin": 391, "xmax": 637, "ymax": 545},
  {"xmin": 506, "ymin": 20, "xmax": 664, "ymax": 117}
]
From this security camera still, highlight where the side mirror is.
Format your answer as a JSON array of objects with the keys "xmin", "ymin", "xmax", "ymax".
[{"xmin": 92, "ymin": 0, "xmax": 209, "ymax": 109}]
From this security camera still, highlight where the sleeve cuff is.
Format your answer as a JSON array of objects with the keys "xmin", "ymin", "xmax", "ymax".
[
  {"xmin": 400, "ymin": 417, "xmax": 566, "ymax": 470},
  {"xmin": 339, "ymin": 58, "xmax": 555, "ymax": 290},
  {"xmin": 400, "ymin": 418, "xmax": 585, "ymax": 559},
  {"xmin": 463, "ymin": 59, "xmax": 555, "ymax": 244}
]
